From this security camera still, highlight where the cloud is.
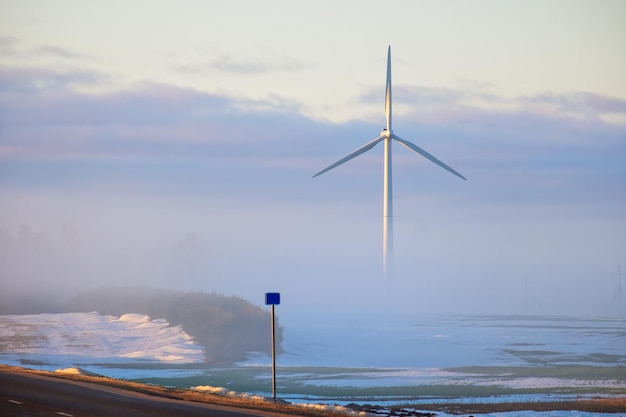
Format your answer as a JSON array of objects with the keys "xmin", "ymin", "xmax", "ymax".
[
  {"xmin": 31, "ymin": 44, "xmax": 86, "ymax": 60},
  {"xmin": 1, "ymin": 64, "xmax": 623, "ymax": 180},
  {"xmin": 0, "ymin": 66, "xmax": 107, "ymax": 94},
  {"xmin": 0, "ymin": 37, "xmax": 19, "ymax": 56},
  {"xmin": 176, "ymin": 50, "xmax": 312, "ymax": 76},
  {"xmin": 0, "ymin": 39, "xmax": 86, "ymax": 62},
  {"xmin": 0, "ymin": 66, "xmax": 328, "ymax": 157},
  {"xmin": 359, "ymin": 84, "xmax": 501, "ymax": 109},
  {"xmin": 359, "ymin": 84, "xmax": 626, "ymax": 126},
  {"xmin": 520, "ymin": 92, "xmax": 626, "ymax": 124},
  {"xmin": 0, "ymin": 63, "xmax": 624, "ymax": 211}
]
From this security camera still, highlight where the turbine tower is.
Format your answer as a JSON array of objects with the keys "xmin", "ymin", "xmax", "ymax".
[{"xmin": 313, "ymin": 46, "xmax": 466, "ymax": 278}]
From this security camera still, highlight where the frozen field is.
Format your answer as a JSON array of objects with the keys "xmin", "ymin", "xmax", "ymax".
[
  {"xmin": 1, "ymin": 311, "xmax": 625, "ymax": 415},
  {"xmin": 278, "ymin": 312, "xmax": 626, "ymax": 368}
]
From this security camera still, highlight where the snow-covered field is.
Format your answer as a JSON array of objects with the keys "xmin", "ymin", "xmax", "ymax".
[
  {"xmin": 1, "ymin": 312, "xmax": 624, "ymax": 417},
  {"xmin": 0, "ymin": 312, "xmax": 204, "ymax": 369}
]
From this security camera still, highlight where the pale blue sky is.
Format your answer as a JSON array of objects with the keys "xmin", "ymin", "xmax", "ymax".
[{"xmin": 1, "ymin": 1, "xmax": 625, "ymax": 316}]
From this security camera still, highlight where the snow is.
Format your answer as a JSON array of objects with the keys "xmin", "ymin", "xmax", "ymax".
[
  {"xmin": 55, "ymin": 367, "xmax": 82, "ymax": 375},
  {"xmin": 192, "ymin": 385, "xmax": 229, "ymax": 395},
  {"xmin": 297, "ymin": 403, "xmax": 367, "ymax": 416},
  {"xmin": 0, "ymin": 312, "xmax": 204, "ymax": 369},
  {"xmin": 191, "ymin": 385, "xmax": 267, "ymax": 402}
]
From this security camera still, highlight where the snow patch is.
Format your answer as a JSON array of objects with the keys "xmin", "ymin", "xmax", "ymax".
[
  {"xmin": 191, "ymin": 385, "xmax": 265, "ymax": 401},
  {"xmin": 117, "ymin": 313, "xmax": 150, "ymax": 323},
  {"xmin": 0, "ymin": 312, "xmax": 204, "ymax": 368},
  {"xmin": 297, "ymin": 403, "xmax": 365, "ymax": 416},
  {"xmin": 55, "ymin": 367, "xmax": 83, "ymax": 375},
  {"xmin": 192, "ymin": 385, "xmax": 229, "ymax": 395},
  {"xmin": 54, "ymin": 367, "xmax": 102, "ymax": 377}
]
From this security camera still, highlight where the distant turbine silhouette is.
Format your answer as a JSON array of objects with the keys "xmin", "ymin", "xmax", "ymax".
[{"xmin": 313, "ymin": 46, "xmax": 466, "ymax": 278}]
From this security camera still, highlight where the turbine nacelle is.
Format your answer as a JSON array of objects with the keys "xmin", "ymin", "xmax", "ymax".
[{"xmin": 381, "ymin": 128, "xmax": 392, "ymax": 138}]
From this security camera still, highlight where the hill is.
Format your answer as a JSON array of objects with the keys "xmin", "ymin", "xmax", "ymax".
[
  {"xmin": 1, "ymin": 287, "xmax": 282, "ymax": 364},
  {"xmin": 65, "ymin": 287, "xmax": 283, "ymax": 364}
]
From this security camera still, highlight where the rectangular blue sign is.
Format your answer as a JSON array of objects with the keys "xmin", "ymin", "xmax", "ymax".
[{"xmin": 265, "ymin": 292, "xmax": 280, "ymax": 305}]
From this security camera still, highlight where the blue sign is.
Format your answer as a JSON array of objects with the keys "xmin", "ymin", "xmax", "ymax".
[{"xmin": 265, "ymin": 292, "xmax": 280, "ymax": 305}]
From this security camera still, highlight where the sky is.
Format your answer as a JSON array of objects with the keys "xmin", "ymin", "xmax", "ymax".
[{"xmin": 1, "ymin": 0, "xmax": 625, "ymax": 318}]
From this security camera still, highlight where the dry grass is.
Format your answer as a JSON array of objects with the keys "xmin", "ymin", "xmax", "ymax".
[
  {"xmin": 1, "ymin": 364, "xmax": 624, "ymax": 416},
  {"xmin": 406, "ymin": 398, "xmax": 626, "ymax": 415}
]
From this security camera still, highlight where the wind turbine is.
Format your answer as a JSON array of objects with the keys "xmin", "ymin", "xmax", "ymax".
[{"xmin": 313, "ymin": 46, "xmax": 466, "ymax": 278}]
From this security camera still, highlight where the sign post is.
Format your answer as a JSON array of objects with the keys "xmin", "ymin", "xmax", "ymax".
[{"xmin": 265, "ymin": 292, "xmax": 280, "ymax": 400}]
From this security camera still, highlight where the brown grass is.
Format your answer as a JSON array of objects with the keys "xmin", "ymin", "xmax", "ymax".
[{"xmin": 407, "ymin": 398, "xmax": 626, "ymax": 415}]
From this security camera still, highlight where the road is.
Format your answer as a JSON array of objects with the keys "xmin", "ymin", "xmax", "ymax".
[{"xmin": 0, "ymin": 369, "xmax": 280, "ymax": 417}]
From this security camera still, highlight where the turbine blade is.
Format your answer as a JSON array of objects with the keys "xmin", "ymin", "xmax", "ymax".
[
  {"xmin": 313, "ymin": 135, "xmax": 385, "ymax": 178},
  {"xmin": 385, "ymin": 45, "xmax": 392, "ymax": 132},
  {"xmin": 392, "ymin": 134, "xmax": 466, "ymax": 180}
]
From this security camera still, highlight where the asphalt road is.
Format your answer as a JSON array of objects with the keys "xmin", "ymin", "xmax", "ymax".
[{"xmin": 0, "ymin": 370, "xmax": 278, "ymax": 417}]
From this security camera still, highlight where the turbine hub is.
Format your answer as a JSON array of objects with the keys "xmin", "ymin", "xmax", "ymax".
[{"xmin": 381, "ymin": 128, "xmax": 392, "ymax": 138}]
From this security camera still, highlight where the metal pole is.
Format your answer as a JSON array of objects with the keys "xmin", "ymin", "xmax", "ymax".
[
  {"xmin": 383, "ymin": 134, "xmax": 393, "ymax": 279},
  {"xmin": 270, "ymin": 304, "xmax": 276, "ymax": 400}
]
